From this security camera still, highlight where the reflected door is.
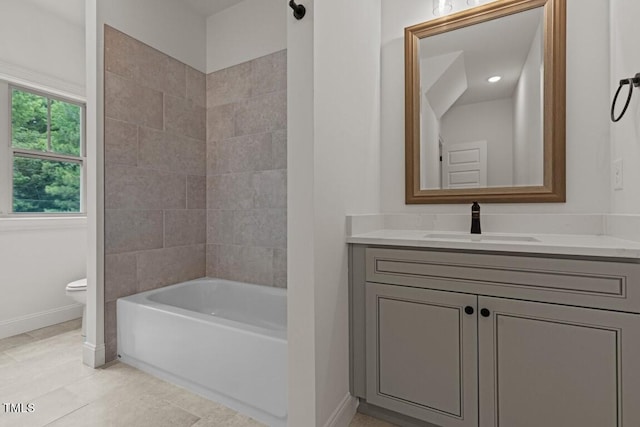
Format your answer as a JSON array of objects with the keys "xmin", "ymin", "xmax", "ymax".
[{"xmin": 442, "ymin": 141, "xmax": 487, "ymax": 189}]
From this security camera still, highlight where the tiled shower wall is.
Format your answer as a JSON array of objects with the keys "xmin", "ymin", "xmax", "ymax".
[
  {"xmin": 103, "ymin": 26, "xmax": 207, "ymax": 361},
  {"xmin": 103, "ymin": 27, "xmax": 287, "ymax": 361},
  {"xmin": 105, "ymin": 27, "xmax": 287, "ymax": 361},
  {"xmin": 206, "ymin": 51, "xmax": 287, "ymax": 288}
]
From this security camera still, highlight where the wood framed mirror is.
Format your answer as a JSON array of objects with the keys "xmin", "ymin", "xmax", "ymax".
[{"xmin": 405, "ymin": 0, "xmax": 565, "ymax": 204}]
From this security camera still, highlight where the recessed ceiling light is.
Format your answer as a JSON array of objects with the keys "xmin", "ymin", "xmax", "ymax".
[{"xmin": 488, "ymin": 76, "xmax": 502, "ymax": 83}]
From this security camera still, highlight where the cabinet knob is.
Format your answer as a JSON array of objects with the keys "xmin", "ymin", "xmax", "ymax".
[
  {"xmin": 480, "ymin": 308, "xmax": 491, "ymax": 317},
  {"xmin": 464, "ymin": 306, "xmax": 474, "ymax": 315}
]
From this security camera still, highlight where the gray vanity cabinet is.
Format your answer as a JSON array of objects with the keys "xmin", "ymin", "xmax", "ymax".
[
  {"xmin": 351, "ymin": 246, "xmax": 640, "ymax": 427},
  {"xmin": 365, "ymin": 283, "xmax": 478, "ymax": 427},
  {"xmin": 477, "ymin": 296, "xmax": 640, "ymax": 427}
]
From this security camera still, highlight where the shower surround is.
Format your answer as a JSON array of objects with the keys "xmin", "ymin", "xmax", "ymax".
[
  {"xmin": 206, "ymin": 50, "xmax": 287, "ymax": 288},
  {"xmin": 103, "ymin": 26, "xmax": 287, "ymax": 362}
]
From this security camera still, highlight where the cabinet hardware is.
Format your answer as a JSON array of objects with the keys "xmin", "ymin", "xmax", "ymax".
[
  {"xmin": 465, "ymin": 306, "xmax": 475, "ymax": 315},
  {"xmin": 480, "ymin": 308, "xmax": 491, "ymax": 317}
]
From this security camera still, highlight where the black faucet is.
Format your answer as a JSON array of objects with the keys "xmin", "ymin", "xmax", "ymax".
[{"xmin": 471, "ymin": 202, "xmax": 481, "ymax": 234}]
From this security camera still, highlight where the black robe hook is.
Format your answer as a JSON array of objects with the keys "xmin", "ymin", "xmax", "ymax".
[{"xmin": 289, "ymin": 0, "xmax": 306, "ymax": 20}]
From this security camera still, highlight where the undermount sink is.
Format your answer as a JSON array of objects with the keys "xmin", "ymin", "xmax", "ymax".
[{"xmin": 424, "ymin": 233, "xmax": 541, "ymax": 243}]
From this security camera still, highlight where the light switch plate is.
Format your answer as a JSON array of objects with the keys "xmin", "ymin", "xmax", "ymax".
[{"xmin": 613, "ymin": 159, "xmax": 623, "ymax": 190}]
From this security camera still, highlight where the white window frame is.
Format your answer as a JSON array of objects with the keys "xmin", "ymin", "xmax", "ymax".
[{"xmin": 0, "ymin": 80, "xmax": 87, "ymax": 217}]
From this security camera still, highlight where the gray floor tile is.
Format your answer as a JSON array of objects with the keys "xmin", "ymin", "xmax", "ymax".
[
  {"xmin": 0, "ymin": 352, "xmax": 17, "ymax": 368},
  {"xmin": 26, "ymin": 319, "xmax": 82, "ymax": 341},
  {"xmin": 350, "ymin": 412, "xmax": 399, "ymax": 427},
  {"xmin": 0, "ymin": 334, "xmax": 35, "ymax": 352},
  {"xmin": 0, "ymin": 320, "xmax": 394, "ymax": 427},
  {"xmin": 46, "ymin": 390, "xmax": 199, "ymax": 427},
  {"xmin": 0, "ymin": 388, "xmax": 88, "ymax": 427}
]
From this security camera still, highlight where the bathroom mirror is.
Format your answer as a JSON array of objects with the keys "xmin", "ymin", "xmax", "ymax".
[{"xmin": 405, "ymin": 0, "xmax": 565, "ymax": 204}]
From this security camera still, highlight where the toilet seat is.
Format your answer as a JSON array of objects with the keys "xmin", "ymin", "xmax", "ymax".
[{"xmin": 66, "ymin": 278, "xmax": 87, "ymax": 291}]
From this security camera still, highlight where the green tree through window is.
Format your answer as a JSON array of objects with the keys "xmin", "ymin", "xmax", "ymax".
[{"xmin": 11, "ymin": 88, "xmax": 83, "ymax": 213}]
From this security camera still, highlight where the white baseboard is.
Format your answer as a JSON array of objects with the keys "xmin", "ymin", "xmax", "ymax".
[
  {"xmin": 0, "ymin": 304, "xmax": 83, "ymax": 339},
  {"xmin": 83, "ymin": 341, "xmax": 106, "ymax": 368},
  {"xmin": 323, "ymin": 393, "xmax": 358, "ymax": 427}
]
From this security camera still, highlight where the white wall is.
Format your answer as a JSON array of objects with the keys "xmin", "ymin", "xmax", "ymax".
[
  {"xmin": 98, "ymin": 0, "xmax": 207, "ymax": 72},
  {"xmin": 207, "ymin": 0, "xmax": 286, "ymax": 73},
  {"xmin": 288, "ymin": 0, "xmax": 382, "ymax": 425},
  {"xmin": 381, "ymin": 0, "xmax": 611, "ymax": 214},
  {"xmin": 287, "ymin": 0, "xmax": 317, "ymax": 423},
  {"xmin": 421, "ymin": 99, "xmax": 441, "ymax": 189},
  {"xmin": 441, "ymin": 98, "xmax": 514, "ymax": 187},
  {"xmin": 610, "ymin": 0, "xmax": 640, "ymax": 213},
  {"xmin": 0, "ymin": 0, "xmax": 85, "ymax": 96},
  {"xmin": 513, "ymin": 22, "xmax": 544, "ymax": 187},
  {"xmin": 0, "ymin": 220, "xmax": 86, "ymax": 339},
  {"xmin": 0, "ymin": 0, "xmax": 87, "ymax": 339}
]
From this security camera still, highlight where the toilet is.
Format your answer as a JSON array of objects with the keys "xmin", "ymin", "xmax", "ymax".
[{"xmin": 66, "ymin": 278, "xmax": 87, "ymax": 337}]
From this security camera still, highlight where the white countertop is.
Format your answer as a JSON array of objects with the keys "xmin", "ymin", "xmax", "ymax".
[{"xmin": 347, "ymin": 229, "xmax": 640, "ymax": 259}]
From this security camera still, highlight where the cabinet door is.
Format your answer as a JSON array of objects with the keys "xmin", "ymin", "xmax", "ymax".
[
  {"xmin": 478, "ymin": 296, "xmax": 640, "ymax": 427},
  {"xmin": 366, "ymin": 283, "xmax": 478, "ymax": 427}
]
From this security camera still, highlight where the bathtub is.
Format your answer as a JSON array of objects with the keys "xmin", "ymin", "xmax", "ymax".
[{"xmin": 117, "ymin": 278, "xmax": 287, "ymax": 427}]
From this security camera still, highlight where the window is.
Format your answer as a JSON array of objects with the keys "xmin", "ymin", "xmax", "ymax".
[{"xmin": 0, "ymin": 83, "xmax": 85, "ymax": 215}]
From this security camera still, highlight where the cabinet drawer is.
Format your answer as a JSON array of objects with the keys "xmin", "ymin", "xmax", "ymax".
[{"xmin": 365, "ymin": 248, "xmax": 640, "ymax": 313}]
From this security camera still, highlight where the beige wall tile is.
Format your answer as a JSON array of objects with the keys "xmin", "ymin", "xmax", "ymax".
[
  {"xmin": 105, "ymin": 26, "xmax": 187, "ymax": 98},
  {"xmin": 187, "ymin": 66, "xmax": 206, "ymax": 108},
  {"xmin": 138, "ymin": 126, "xmax": 206, "ymax": 176},
  {"xmin": 136, "ymin": 46, "xmax": 186, "ymax": 99},
  {"xmin": 104, "ymin": 26, "xmax": 138, "ymax": 80},
  {"xmin": 215, "ymin": 245, "xmax": 273, "ymax": 286},
  {"xmin": 234, "ymin": 90, "xmax": 286, "ymax": 136},
  {"xmin": 215, "ymin": 133, "xmax": 273, "ymax": 174},
  {"xmin": 105, "ymin": 210, "xmax": 163, "ymax": 254},
  {"xmin": 187, "ymin": 175, "xmax": 206, "ymax": 209},
  {"xmin": 206, "ymin": 244, "xmax": 218, "ymax": 277},
  {"xmin": 105, "ymin": 253, "xmax": 137, "ymax": 302},
  {"xmin": 207, "ymin": 210, "xmax": 235, "ymax": 245},
  {"xmin": 105, "ymin": 118, "xmax": 138, "ymax": 166},
  {"xmin": 207, "ymin": 173, "xmax": 253, "ymax": 210},
  {"xmin": 164, "ymin": 210, "xmax": 206, "ymax": 247},
  {"xmin": 105, "ymin": 301, "xmax": 117, "ymax": 362},
  {"xmin": 105, "ymin": 165, "xmax": 186, "ymax": 210},
  {"xmin": 272, "ymin": 129, "xmax": 287, "ymax": 170},
  {"xmin": 251, "ymin": 50, "xmax": 287, "ymax": 97},
  {"xmin": 165, "ymin": 95, "xmax": 206, "ymax": 141},
  {"xmin": 105, "ymin": 72, "xmax": 163, "ymax": 129},
  {"xmin": 234, "ymin": 209, "xmax": 286, "ymax": 249},
  {"xmin": 273, "ymin": 248, "xmax": 287, "ymax": 288},
  {"xmin": 137, "ymin": 245, "xmax": 206, "ymax": 292},
  {"xmin": 206, "ymin": 139, "xmax": 218, "ymax": 176},
  {"xmin": 252, "ymin": 169, "xmax": 286, "ymax": 209},
  {"xmin": 207, "ymin": 61, "xmax": 252, "ymax": 108},
  {"xmin": 207, "ymin": 103, "xmax": 235, "ymax": 142}
]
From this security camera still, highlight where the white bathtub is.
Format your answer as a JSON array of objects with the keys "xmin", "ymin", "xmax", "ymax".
[{"xmin": 117, "ymin": 278, "xmax": 287, "ymax": 427}]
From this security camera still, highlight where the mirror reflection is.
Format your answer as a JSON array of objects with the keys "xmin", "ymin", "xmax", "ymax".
[{"xmin": 418, "ymin": 7, "xmax": 544, "ymax": 190}]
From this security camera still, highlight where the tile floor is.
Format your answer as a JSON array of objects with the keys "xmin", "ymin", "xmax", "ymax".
[{"xmin": 0, "ymin": 320, "xmax": 396, "ymax": 427}]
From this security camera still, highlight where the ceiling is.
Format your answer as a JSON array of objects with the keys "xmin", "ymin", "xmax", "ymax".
[
  {"xmin": 23, "ymin": 0, "xmax": 246, "ymax": 28},
  {"xmin": 25, "ymin": 0, "xmax": 85, "ymax": 27},
  {"xmin": 420, "ymin": 6, "xmax": 544, "ymax": 108},
  {"xmin": 181, "ymin": 0, "xmax": 245, "ymax": 17}
]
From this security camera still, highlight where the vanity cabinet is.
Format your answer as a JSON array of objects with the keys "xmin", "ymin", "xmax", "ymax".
[
  {"xmin": 366, "ymin": 283, "xmax": 478, "ymax": 427},
  {"xmin": 350, "ymin": 246, "xmax": 640, "ymax": 427}
]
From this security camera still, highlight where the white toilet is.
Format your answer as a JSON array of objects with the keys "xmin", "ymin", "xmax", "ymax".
[{"xmin": 66, "ymin": 278, "xmax": 87, "ymax": 337}]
